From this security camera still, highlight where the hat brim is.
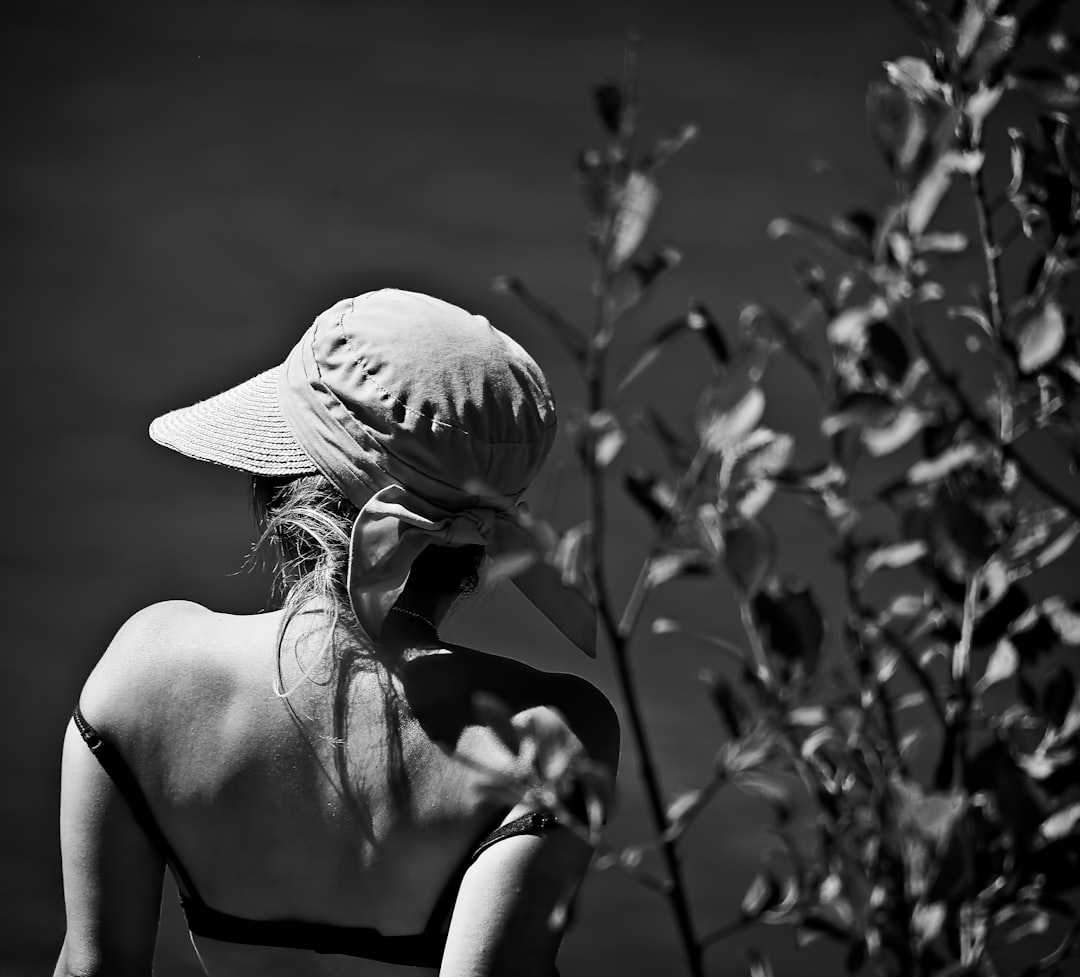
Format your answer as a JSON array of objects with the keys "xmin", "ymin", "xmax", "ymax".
[{"xmin": 149, "ymin": 366, "xmax": 318, "ymax": 477}]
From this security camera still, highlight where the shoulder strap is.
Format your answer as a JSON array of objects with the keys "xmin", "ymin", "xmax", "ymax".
[
  {"xmin": 72, "ymin": 705, "xmax": 204, "ymax": 903},
  {"xmin": 469, "ymin": 809, "xmax": 560, "ymax": 863},
  {"xmin": 423, "ymin": 809, "xmax": 561, "ymax": 935}
]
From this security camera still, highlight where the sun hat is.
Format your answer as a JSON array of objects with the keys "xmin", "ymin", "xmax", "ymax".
[{"xmin": 150, "ymin": 288, "xmax": 596, "ymax": 657}]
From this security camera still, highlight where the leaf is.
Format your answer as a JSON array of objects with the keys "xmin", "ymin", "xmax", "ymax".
[
  {"xmin": 610, "ymin": 171, "xmax": 659, "ymax": 269},
  {"xmin": 593, "ymin": 82, "xmax": 623, "ymax": 134},
  {"xmin": 893, "ymin": 779, "xmax": 966, "ymax": 846},
  {"xmin": 642, "ymin": 123, "xmax": 700, "ymax": 173},
  {"xmin": 521, "ymin": 708, "xmax": 575, "ymax": 784},
  {"xmin": 975, "ymin": 638, "xmax": 1019, "ymax": 693},
  {"xmin": 484, "ymin": 550, "xmax": 540, "ymax": 585},
  {"xmin": 687, "ymin": 301, "xmax": 731, "ymax": 366},
  {"xmin": 908, "ymin": 150, "xmax": 985, "ymax": 235},
  {"xmin": 821, "ymin": 392, "xmax": 895, "ymax": 436},
  {"xmin": 862, "ymin": 406, "xmax": 927, "ymax": 457},
  {"xmin": 646, "ymin": 549, "xmax": 712, "ymax": 588},
  {"xmin": 734, "ymin": 480, "xmax": 776, "ymax": 520},
  {"xmin": 630, "ymin": 247, "xmax": 682, "ymax": 295},
  {"xmin": 1001, "ymin": 505, "xmax": 1080, "ymax": 576},
  {"xmin": 907, "ymin": 441, "xmax": 983, "ymax": 484},
  {"xmin": 788, "ymin": 705, "xmax": 828, "ymax": 725},
  {"xmin": 1041, "ymin": 802, "xmax": 1080, "ymax": 841},
  {"xmin": 949, "ymin": 303, "xmax": 993, "ymax": 337},
  {"xmin": 570, "ymin": 411, "xmax": 625, "ymax": 468},
  {"xmin": 965, "ymin": 85, "xmax": 1004, "ymax": 131},
  {"xmin": 716, "ymin": 728, "xmax": 775, "ymax": 777},
  {"xmin": 624, "ymin": 468, "xmax": 678, "ymax": 526},
  {"xmin": 742, "ymin": 872, "xmax": 782, "ymax": 918},
  {"xmin": 915, "ymin": 230, "xmax": 969, "ymax": 254},
  {"xmin": 699, "ymin": 385, "xmax": 766, "ymax": 453},
  {"xmin": 862, "ymin": 540, "xmax": 928, "ymax": 577},
  {"xmin": 752, "ymin": 578, "xmax": 826, "ymax": 676},
  {"xmin": 747, "ymin": 948, "xmax": 775, "ymax": 977},
  {"xmin": 1042, "ymin": 598, "xmax": 1080, "ymax": 644},
  {"xmin": 491, "ymin": 276, "xmax": 587, "ymax": 365},
  {"xmin": 912, "ymin": 902, "xmax": 947, "ymax": 948},
  {"xmin": 1014, "ymin": 300, "xmax": 1067, "ymax": 373},
  {"xmin": 732, "ymin": 771, "xmax": 792, "ymax": 812},
  {"xmin": 729, "ymin": 428, "xmax": 794, "ymax": 483},
  {"xmin": 954, "ymin": 0, "xmax": 989, "ymax": 64},
  {"xmin": 867, "ymin": 81, "xmax": 933, "ymax": 180},
  {"xmin": 723, "ymin": 520, "xmax": 774, "ymax": 596},
  {"xmin": 551, "ymin": 522, "xmax": 592, "ymax": 589},
  {"xmin": 664, "ymin": 787, "xmax": 711, "ymax": 841},
  {"xmin": 1005, "ymin": 909, "xmax": 1051, "ymax": 943},
  {"xmin": 965, "ymin": 14, "xmax": 1018, "ymax": 82},
  {"xmin": 593, "ymin": 415, "xmax": 626, "ymax": 467},
  {"xmin": 884, "ymin": 57, "xmax": 941, "ymax": 101},
  {"xmin": 827, "ymin": 302, "xmax": 883, "ymax": 347},
  {"xmin": 472, "ymin": 692, "xmax": 522, "ymax": 755}
]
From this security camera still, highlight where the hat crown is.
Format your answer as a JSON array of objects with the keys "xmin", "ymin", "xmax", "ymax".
[{"xmin": 285, "ymin": 289, "xmax": 557, "ymax": 506}]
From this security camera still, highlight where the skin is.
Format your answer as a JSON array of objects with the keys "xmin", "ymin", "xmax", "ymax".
[{"xmin": 54, "ymin": 593, "xmax": 620, "ymax": 977}]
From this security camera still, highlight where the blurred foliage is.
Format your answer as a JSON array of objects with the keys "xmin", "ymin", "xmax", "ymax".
[{"xmin": 477, "ymin": 1, "xmax": 1080, "ymax": 975}]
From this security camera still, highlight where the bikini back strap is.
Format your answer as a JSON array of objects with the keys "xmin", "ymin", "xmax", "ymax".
[{"xmin": 72, "ymin": 705, "xmax": 203, "ymax": 903}]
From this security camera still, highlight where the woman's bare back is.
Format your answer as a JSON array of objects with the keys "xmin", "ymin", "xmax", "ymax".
[{"xmin": 73, "ymin": 599, "xmax": 617, "ymax": 976}]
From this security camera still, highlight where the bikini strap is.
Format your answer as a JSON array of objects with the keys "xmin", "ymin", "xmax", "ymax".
[
  {"xmin": 423, "ymin": 809, "xmax": 560, "ymax": 936},
  {"xmin": 72, "ymin": 705, "xmax": 204, "ymax": 904}
]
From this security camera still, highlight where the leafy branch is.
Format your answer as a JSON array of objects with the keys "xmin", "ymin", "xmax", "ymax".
[{"xmin": 476, "ymin": 2, "xmax": 1080, "ymax": 975}]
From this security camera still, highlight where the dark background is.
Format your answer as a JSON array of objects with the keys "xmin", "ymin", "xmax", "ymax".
[{"xmin": 3, "ymin": 2, "xmax": 1074, "ymax": 975}]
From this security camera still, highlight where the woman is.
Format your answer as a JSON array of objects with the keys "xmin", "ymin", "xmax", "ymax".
[{"xmin": 55, "ymin": 289, "xmax": 620, "ymax": 977}]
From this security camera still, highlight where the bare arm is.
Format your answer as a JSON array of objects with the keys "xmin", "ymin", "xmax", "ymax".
[
  {"xmin": 54, "ymin": 717, "xmax": 165, "ymax": 977},
  {"xmin": 438, "ymin": 804, "xmax": 593, "ymax": 977}
]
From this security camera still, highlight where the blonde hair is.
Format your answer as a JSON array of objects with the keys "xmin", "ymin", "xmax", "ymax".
[{"xmin": 250, "ymin": 474, "xmax": 484, "ymax": 673}]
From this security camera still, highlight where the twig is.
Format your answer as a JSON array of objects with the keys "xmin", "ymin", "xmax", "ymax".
[
  {"xmin": 968, "ymin": 166, "xmax": 1005, "ymax": 335},
  {"xmin": 879, "ymin": 622, "xmax": 948, "ymax": 728},
  {"xmin": 617, "ymin": 560, "xmax": 652, "ymax": 638},
  {"xmin": 582, "ymin": 37, "xmax": 704, "ymax": 977},
  {"xmin": 700, "ymin": 915, "xmax": 754, "ymax": 947}
]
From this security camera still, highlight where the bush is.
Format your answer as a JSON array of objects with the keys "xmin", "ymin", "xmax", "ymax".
[{"xmin": 480, "ymin": 3, "xmax": 1080, "ymax": 975}]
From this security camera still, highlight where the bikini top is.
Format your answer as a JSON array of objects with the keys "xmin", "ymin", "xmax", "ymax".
[{"xmin": 72, "ymin": 705, "xmax": 559, "ymax": 968}]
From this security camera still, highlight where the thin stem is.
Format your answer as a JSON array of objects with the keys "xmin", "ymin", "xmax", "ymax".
[
  {"xmin": 582, "ymin": 43, "xmax": 704, "ymax": 977},
  {"xmin": 738, "ymin": 598, "xmax": 774, "ymax": 689},
  {"xmin": 700, "ymin": 916, "xmax": 754, "ymax": 948},
  {"xmin": 617, "ymin": 560, "xmax": 652, "ymax": 638},
  {"xmin": 879, "ymin": 623, "xmax": 948, "ymax": 728},
  {"xmin": 968, "ymin": 165, "xmax": 1004, "ymax": 334}
]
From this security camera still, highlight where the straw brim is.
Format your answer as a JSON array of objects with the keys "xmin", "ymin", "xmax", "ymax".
[{"xmin": 149, "ymin": 366, "xmax": 318, "ymax": 476}]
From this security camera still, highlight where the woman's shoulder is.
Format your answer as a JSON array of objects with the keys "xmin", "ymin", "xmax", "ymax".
[{"xmin": 78, "ymin": 600, "xmax": 278, "ymax": 744}]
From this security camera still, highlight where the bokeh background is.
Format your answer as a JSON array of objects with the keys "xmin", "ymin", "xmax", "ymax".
[{"xmin": 5, "ymin": 2, "xmax": 1075, "ymax": 975}]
